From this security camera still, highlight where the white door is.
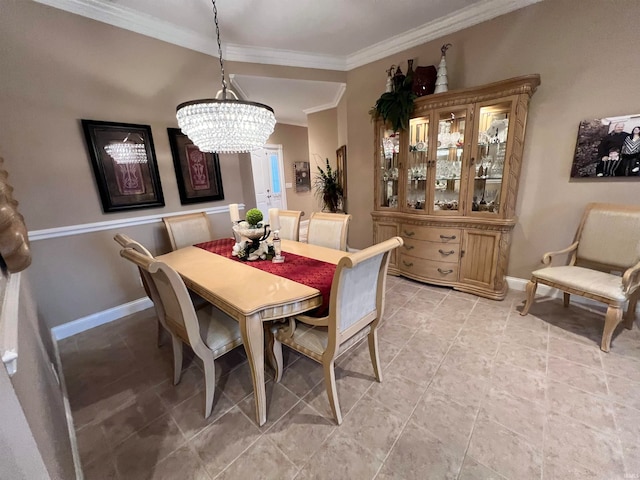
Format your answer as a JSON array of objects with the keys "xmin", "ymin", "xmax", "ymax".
[{"xmin": 250, "ymin": 145, "xmax": 287, "ymax": 219}]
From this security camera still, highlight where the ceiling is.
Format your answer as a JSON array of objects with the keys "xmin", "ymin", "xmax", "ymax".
[{"xmin": 34, "ymin": 0, "xmax": 540, "ymax": 126}]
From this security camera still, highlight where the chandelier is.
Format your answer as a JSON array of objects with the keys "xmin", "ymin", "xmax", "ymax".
[
  {"xmin": 104, "ymin": 134, "xmax": 147, "ymax": 164},
  {"xmin": 176, "ymin": 0, "xmax": 276, "ymax": 154}
]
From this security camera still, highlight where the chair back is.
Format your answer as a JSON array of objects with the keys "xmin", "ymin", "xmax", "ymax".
[
  {"xmin": 325, "ymin": 237, "xmax": 403, "ymax": 353},
  {"xmin": 163, "ymin": 212, "xmax": 214, "ymax": 250},
  {"xmin": 114, "ymin": 233, "xmax": 155, "ymax": 300},
  {"xmin": 278, "ymin": 210, "xmax": 303, "ymax": 241},
  {"xmin": 120, "ymin": 248, "xmax": 203, "ymax": 351},
  {"xmin": 575, "ymin": 203, "xmax": 640, "ymax": 270},
  {"xmin": 307, "ymin": 212, "xmax": 352, "ymax": 251}
]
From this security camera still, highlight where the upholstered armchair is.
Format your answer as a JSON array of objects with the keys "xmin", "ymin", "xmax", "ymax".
[
  {"xmin": 520, "ymin": 203, "xmax": 640, "ymax": 352},
  {"xmin": 270, "ymin": 236, "xmax": 403, "ymax": 424},
  {"xmin": 163, "ymin": 212, "xmax": 215, "ymax": 250}
]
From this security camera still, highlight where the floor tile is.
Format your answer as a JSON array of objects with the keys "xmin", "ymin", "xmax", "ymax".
[
  {"xmin": 458, "ymin": 455, "xmax": 507, "ymax": 480},
  {"xmin": 216, "ymin": 436, "xmax": 297, "ymax": 480},
  {"xmin": 601, "ymin": 352, "xmax": 640, "ymax": 383},
  {"xmin": 365, "ymin": 372, "xmax": 424, "ymax": 421},
  {"xmin": 146, "ymin": 445, "xmax": 211, "ymax": 480},
  {"xmin": 489, "ymin": 361, "xmax": 546, "ymax": 405},
  {"xmin": 495, "ymin": 341, "xmax": 547, "ymax": 375},
  {"xmin": 439, "ymin": 344, "xmax": 493, "ymax": 378},
  {"xmin": 238, "ymin": 381, "xmax": 300, "ymax": 429},
  {"xmin": 169, "ymin": 389, "xmax": 235, "ymax": 440},
  {"xmin": 430, "ymin": 364, "xmax": 488, "ymax": 409},
  {"xmin": 548, "ymin": 335, "xmax": 603, "ymax": 370},
  {"xmin": 547, "ymin": 356, "xmax": 608, "ymax": 396}
]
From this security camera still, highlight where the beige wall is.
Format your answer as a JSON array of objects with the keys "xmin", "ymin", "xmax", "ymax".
[
  {"xmin": 346, "ymin": 0, "xmax": 640, "ymax": 280},
  {"xmin": 266, "ymin": 123, "xmax": 314, "ymax": 218},
  {"xmin": 307, "ymin": 108, "xmax": 340, "ymax": 212}
]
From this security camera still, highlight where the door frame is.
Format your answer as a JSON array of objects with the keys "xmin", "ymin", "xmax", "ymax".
[{"xmin": 252, "ymin": 143, "xmax": 287, "ymax": 211}]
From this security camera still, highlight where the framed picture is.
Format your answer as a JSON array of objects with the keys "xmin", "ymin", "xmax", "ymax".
[
  {"xmin": 571, "ymin": 114, "xmax": 640, "ymax": 178},
  {"xmin": 81, "ymin": 119, "xmax": 164, "ymax": 212},
  {"xmin": 294, "ymin": 161, "xmax": 311, "ymax": 193},
  {"xmin": 167, "ymin": 128, "xmax": 224, "ymax": 204},
  {"xmin": 336, "ymin": 145, "xmax": 347, "ymax": 204}
]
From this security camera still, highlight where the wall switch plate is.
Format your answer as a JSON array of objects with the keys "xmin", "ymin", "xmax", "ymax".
[{"xmin": 285, "ymin": 182, "xmax": 293, "ymax": 189}]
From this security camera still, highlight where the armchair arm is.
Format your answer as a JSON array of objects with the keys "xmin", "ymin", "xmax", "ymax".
[
  {"xmin": 622, "ymin": 260, "xmax": 640, "ymax": 295},
  {"xmin": 295, "ymin": 314, "xmax": 329, "ymax": 327},
  {"xmin": 542, "ymin": 241, "xmax": 579, "ymax": 266}
]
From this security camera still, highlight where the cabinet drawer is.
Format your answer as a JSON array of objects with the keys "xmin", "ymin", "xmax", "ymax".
[
  {"xmin": 400, "ymin": 225, "xmax": 461, "ymax": 243},
  {"xmin": 401, "ymin": 238, "xmax": 460, "ymax": 263},
  {"xmin": 399, "ymin": 254, "xmax": 459, "ymax": 281}
]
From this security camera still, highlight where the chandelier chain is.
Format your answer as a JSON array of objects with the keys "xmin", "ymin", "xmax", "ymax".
[{"xmin": 211, "ymin": 0, "xmax": 227, "ymax": 97}]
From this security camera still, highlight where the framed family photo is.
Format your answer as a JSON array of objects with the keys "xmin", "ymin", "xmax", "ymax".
[
  {"xmin": 81, "ymin": 119, "xmax": 164, "ymax": 212},
  {"xmin": 167, "ymin": 128, "xmax": 225, "ymax": 205},
  {"xmin": 571, "ymin": 114, "xmax": 640, "ymax": 178}
]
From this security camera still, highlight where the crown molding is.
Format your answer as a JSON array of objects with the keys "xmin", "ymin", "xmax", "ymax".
[
  {"xmin": 346, "ymin": 0, "xmax": 543, "ymax": 70},
  {"xmin": 303, "ymin": 83, "xmax": 347, "ymax": 115},
  {"xmin": 34, "ymin": 0, "xmax": 541, "ymax": 72}
]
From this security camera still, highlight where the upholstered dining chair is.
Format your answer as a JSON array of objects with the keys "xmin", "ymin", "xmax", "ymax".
[
  {"xmin": 270, "ymin": 236, "xmax": 403, "ymax": 424},
  {"xmin": 120, "ymin": 247, "xmax": 244, "ymax": 418},
  {"xmin": 307, "ymin": 212, "xmax": 352, "ymax": 251},
  {"xmin": 520, "ymin": 203, "xmax": 640, "ymax": 352},
  {"xmin": 277, "ymin": 209, "xmax": 303, "ymax": 241},
  {"xmin": 163, "ymin": 212, "xmax": 214, "ymax": 250},
  {"xmin": 114, "ymin": 233, "xmax": 168, "ymax": 347}
]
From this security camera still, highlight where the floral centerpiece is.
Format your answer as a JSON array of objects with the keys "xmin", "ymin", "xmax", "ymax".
[{"xmin": 231, "ymin": 208, "xmax": 275, "ymax": 261}]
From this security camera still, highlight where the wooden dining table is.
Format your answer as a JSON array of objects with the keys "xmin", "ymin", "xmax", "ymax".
[{"xmin": 156, "ymin": 239, "xmax": 347, "ymax": 426}]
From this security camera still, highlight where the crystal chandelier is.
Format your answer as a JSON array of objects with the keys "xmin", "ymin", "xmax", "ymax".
[
  {"xmin": 104, "ymin": 134, "xmax": 147, "ymax": 164},
  {"xmin": 176, "ymin": 0, "xmax": 276, "ymax": 154}
]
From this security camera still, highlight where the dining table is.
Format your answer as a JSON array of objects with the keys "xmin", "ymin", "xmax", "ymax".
[{"xmin": 156, "ymin": 238, "xmax": 347, "ymax": 426}]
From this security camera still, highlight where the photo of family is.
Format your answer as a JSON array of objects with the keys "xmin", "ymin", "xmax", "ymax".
[{"xmin": 571, "ymin": 114, "xmax": 640, "ymax": 178}]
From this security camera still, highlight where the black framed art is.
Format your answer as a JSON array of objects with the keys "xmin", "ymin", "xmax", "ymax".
[
  {"xmin": 167, "ymin": 128, "xmax": 224, "ymax": 205},
  {"xmin": 81, "ymin": 119, "xmax": 164, "ymax": 212}
]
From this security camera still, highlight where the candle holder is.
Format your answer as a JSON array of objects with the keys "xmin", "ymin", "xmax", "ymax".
[{"xmin": 271, "ymin": 230, "xmax": 284, "ymax": 263}]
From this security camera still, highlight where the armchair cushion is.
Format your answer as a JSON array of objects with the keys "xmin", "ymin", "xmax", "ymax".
[{"xmin": 532, "ymin": 266, "xmax": 626, "ymax": 302}]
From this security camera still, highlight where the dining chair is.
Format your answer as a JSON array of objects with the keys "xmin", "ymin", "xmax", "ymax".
[
  {"xmin": 163, "ymin": 212, "xmax": 214, "ymax": 250},
  {"xmin": 120, "ymin": 247, "xmax": 244, "ymax": 418},
  {"xmin": 270, "ymin": 236, "xmax": 403, "ymax": 424},
  {"xmin": 114, "ymin": 233, "xmax": 167, "ymax": 347},
  {"xmin": 277, "ymin": 209, "xmax": 303, "ymax": 241},
  {"xmin": 520, "ymin": 202, "xmax": 640, "ymax": 352},
  {"xmin": 307, "ymin": 212, "xmax": 352, "ymax": 251}
]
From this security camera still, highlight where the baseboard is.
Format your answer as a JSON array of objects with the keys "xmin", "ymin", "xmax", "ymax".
[{"xmin": 51, "ymin": 297, "xmax": 152, "ymax": 340}]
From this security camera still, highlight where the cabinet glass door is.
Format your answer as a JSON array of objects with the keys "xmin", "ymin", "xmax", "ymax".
[
  {"xmin": 472, "ymin": 101, "xmax": 512, "ymax": 214},
  {"xmin": 406, "ymin": 116, "xmax": 429, "ymax": 211},
  {"xmin": 433, "ymin": 109, "xmax": 467, "ymax": 213},
  {"xmin": 377, "ymin": 127, "xmax": 400, "ymax": 209}
]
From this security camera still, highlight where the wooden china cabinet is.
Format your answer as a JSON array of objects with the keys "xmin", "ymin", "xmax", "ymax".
[{"xmin": 372, "ymin": 75, "xmax": 540, "ymax": 300}]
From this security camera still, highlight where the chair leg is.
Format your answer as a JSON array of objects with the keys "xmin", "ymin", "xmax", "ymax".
[
  {"xmin": 323, "ymin": 360, "xmax": 342, "ymax": 425},
  {"xmin": 624, "ymin": 293, "xmax": 638, "ymax": 330},
  {"xmin": 171, "ymin": 336, "xmax": 183, "ymax": 385},
  {"xmin": 156, "ymin": 320, "xmax": 165, "ymax": 347},
  {"xmin": 563, "ymin": 292, "xmax": 570, "ymax": 308},
  {"xmin": 268, "ymin": 327, "xmax": 284, "ymax": 383},
  {"xmin": 520, "ymin": 280, "xmax": 538, "ymax": 316},
  {"xmin": 601, "ymin": 305, "xmax": 623, "ymax": 352},
  {"xmin": 368, "ymin": 329, "xmax": 383, "ymax": 382},
  {"xmin": 202, "ymin": 355, "xmax": 216, "ymax": 418}
]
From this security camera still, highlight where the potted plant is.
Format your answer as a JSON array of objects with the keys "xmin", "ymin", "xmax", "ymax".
[
  {"xmin": 369, "ymin": 65, "xmax": 416, "ymax": 132},
  {"xmin": 314, "ymin": 158, "xmax": 343, "ymax": 213}
]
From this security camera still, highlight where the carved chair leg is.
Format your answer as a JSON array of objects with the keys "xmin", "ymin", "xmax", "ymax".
[
  {"xmin": 520, "ymin": 280, "xmax": 538, "ymax": 316},
  {"xmin": 323, "ymin": 360, "xmax": 342, "ymax": 425},
  {"xmin": 563, "ymin": 292, "xmax": 570, "ymax": 308},
  {"xmin": 368, "ymin": 329, "xmax": 383, "ymax": 382},
  {"xmin": 202, "ymin": 355, "xmax": 216, "ymax": 418},
  {"xmin": 171, "ymin": 336, "xmax": 183, "ymax": 385},
  {"xmin": 624, "ymin": 293, "xmax": 639, "ymax": 330},
  {"xmin": 601, "ymin": 305, "xmax": 623, "ymax": 352},
  {"xmin": 268, "ymin": 326, "xmax": 284, "ymax": 383}
]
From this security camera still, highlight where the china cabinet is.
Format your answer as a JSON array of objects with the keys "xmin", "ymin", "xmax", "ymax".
[{"xmin": 372, "ymin": 75, "xmax": 540, "ymax": 299}]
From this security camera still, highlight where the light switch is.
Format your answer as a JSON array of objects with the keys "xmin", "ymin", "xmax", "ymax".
[{"xmin": 285, "ymin": 182, "xmax": 293, "ymax": 189}]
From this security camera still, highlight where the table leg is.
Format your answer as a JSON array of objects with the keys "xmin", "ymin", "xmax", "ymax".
[{"xmin": 240, "ymin": 313, "xmax": 266, "ymax": 426}]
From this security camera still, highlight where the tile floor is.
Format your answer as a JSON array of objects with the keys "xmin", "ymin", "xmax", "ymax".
[{"xmin": 58, "ymin": 276, "xmax": 640, "ymax": 480}]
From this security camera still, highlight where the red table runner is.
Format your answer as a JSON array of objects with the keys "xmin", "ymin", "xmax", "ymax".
[{"xmin": 195, "ymin": 238, "xmax": 335, "ymax": 317}]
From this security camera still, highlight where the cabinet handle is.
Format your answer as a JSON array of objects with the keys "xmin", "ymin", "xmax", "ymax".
[
  {"xmin": 470, "ymin": 157, "xmax": 475, "ymax": 165},
  {"xmin": 402, "ymin": 260, "xmax": 414, "ymax": 267},
  {"xmin": 440, "ymin": 234, "xmax": 456, "ymax": 240},
  {"xmin": 437, "ymin": 268, "xmax": 454, "ymax": 275},
  {"xmin": 461, "ymin": 249, "xmax": 465, "ymax": 258},
  {"xmin": 404, "ymin": 230, "xmax": 415, "ymax": 237},
  {"xmin": 438, "ymin": 249, "xmax": 455, "ymax": 256},
  {"xmin": 404, "ymin": 245, "xmax": 415, "ymax": 250}
]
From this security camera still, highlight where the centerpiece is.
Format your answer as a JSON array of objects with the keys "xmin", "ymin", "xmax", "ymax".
[{"xmin": 231, "ymin": 208, "xmax": 275, "ymax": 261}]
